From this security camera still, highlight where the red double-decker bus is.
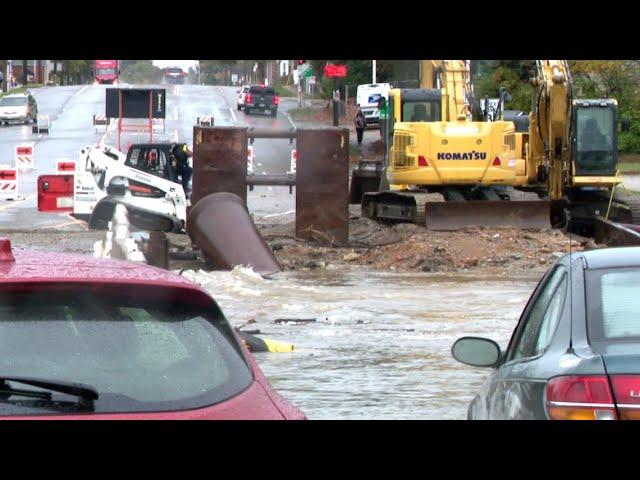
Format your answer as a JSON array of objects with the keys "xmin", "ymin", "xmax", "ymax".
[{"xmin": 94, "ymin": 60, "xmax": 120, "ymax": 84}]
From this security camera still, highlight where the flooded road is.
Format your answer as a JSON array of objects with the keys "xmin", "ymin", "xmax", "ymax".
[{"xmin": 182, "ymin": 267, "xmax": 541, "ymax": 419}]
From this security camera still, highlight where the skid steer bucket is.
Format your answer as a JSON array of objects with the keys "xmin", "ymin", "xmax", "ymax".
[{"xmin": 425, "ymin": 200, "xmax": 551, "ymax": 230}]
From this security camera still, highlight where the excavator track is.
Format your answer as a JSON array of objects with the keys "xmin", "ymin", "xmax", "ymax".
[
  {"xmin": 362, "ymin": 190, "xmax": 551, "ymax": 230},
  {"xmin": 612, "ymin": 191, "xmax": 640, "ymax": 225}
]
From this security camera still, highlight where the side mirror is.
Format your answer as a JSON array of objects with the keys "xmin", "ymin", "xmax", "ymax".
[
  {"xmin": 621, "ymin": 118, "xmax": 631, "ymax": 133},
  {"xmin": 451, "ymin": 336, "xmax": 501, "ymax": 368}
]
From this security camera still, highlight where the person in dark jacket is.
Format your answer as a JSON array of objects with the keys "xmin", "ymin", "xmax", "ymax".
[
  {"xmin": 355, "ymin": 108, "xmax": 366, "ymax": 145},
  {"xmin": 170, "ymin": 143, "xmax": 193, "ymax": 195}
]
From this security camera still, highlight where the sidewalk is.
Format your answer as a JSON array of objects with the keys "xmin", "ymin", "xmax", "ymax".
[{"xmin": 281, "ymin": 98, "xmax": 385, "ymax": 164}]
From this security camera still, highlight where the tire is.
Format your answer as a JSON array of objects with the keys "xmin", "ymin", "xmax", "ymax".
[
  {"xmin": 245, "ymin": 108, "xmax": 251, "ymax": 115},
  {"xmin": 237, "ymin": 104, "xmax": 241, "ymax": 111}
]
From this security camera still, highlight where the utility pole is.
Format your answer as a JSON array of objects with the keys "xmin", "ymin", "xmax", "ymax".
[
  {"xmin": 372, "ymin": 60, "xmax": 376, "ymax": 84},
  {"xmin": 0, "ymin": 60, "xmax": 6, "ymax": 92},
  {"xmin": 332, "ymin": 77, "xmax": 339, "ymax": 126}
]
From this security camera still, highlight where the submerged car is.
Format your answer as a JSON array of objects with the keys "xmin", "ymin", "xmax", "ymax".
[
  {"xmin": 452, "ymin": 246, "xmax": 640, "ymax": 420},
  {"xmin": 0, "ymin": 238, "xmax": 305, "ymax": 419},
  {"xmin": 0, "ymin": 93, "xmax": 38, "ymax": 125}
]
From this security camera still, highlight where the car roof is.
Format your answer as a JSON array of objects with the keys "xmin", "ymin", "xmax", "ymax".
[
  {"xmin": 0, "ymin": 246, "xmax": 203, "ymax": 291},
  {"xmin": 577, "ymin": 246, "xmax": 640, "ymax": 270}
]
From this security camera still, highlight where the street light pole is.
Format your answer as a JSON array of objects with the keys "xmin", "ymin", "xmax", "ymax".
[{"xmin": 372, "ymin": 60, "xmax": 376, "ymax": 84}]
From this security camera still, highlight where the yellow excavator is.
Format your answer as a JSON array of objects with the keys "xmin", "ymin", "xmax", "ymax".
[
  {"xmin": 352, "ymin": 60, "xmax": 635, "ymax": 234},
  {"xmin": 356, "ymin": 60, "xmax": 549, "ymax": 230},
  {"xmin": 521, "ymin": 60, "xmax": 634, "ymax": 234}
]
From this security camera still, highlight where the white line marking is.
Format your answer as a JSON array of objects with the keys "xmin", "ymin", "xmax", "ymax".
[
  {"xmin": 74, "ymin": 86, "xmax": 89, "ymax": 97},
  {"xmin": 229, "ymin": 107, "xmax": 237, "ymax": 124},
  {"xmin": 284, "ymin": 111, "xmax": 296, "ymax": 128}
]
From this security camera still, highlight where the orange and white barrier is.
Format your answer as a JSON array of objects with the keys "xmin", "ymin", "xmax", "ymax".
[
  {"xmin": 289, "ymin": 149, "xmax": 297, "ymax": 174},
  {"xmin": 247, "ymin": 145, "xmax": 255, "ymax": 173},
  {"xmin": 93, "ymin": 114, "xmax": 108, "ymax": 125},
  {"xmin": 0, "ymin": 165, "xmax": 18, "ymax": 200},
  {"xmin": 15, "ymin": 143, "xmax": 35, "ymax": 170},
  {"xmin": 197, "ymin": 115, "xmax": 214, "ymax": 126}
]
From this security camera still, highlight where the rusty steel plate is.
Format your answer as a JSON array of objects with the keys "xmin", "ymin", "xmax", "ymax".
[
  {"xmin": 295, "ymin": 128, "xmax": 349, "ymax": 245},
  {"xmin": 192, "ymin": 126, "xmax": 248, "ymax": 206}
]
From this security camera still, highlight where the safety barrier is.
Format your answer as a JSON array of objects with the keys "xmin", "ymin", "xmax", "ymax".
[
  {"xmin": 0, "ymin": 165, "xmax": 18, "ymax": 200},
  {"xmin": 196, "ymin": 115, "xmax": 214, "ymax": 127},
  {"xmin": 32, "ymin": 115, "xmax": 50, "ymax": 134},
  {"xmin": 15, "ymin": 144, "xmax": 35, "ymax": 170},
  {"xmin": 247, "ymin": 145, "xmax": 254, "ymax": 173},
  {"xmin": 57, "ymin": 158, "xmax": 77, "ymax": 174}
]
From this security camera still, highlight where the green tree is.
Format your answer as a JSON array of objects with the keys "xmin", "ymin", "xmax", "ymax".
[
  {"xmin": 121, "ymin": 60, "xmax": 163, "ymax": 84},
  {"xmin": 472, "ymin": 60, "xmax": 536, "ymax": 112}
]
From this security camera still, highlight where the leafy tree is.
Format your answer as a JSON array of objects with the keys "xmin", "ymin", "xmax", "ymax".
[
  {"xmin": 121, "ymin": 60, "xmax": 163, "ymax": 84},
  {"xmin": 472, "ymin": 60, "xmax": 536, "ymax": 112}
]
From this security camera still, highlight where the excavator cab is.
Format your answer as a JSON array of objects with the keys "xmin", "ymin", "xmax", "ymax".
[
  {"xmin": 400, "ymin": 89, "xmax": 442, "ymax": 122},
  {"xmin": 572, "ymin": 100, "xmax": 618, "ymax": 176}
]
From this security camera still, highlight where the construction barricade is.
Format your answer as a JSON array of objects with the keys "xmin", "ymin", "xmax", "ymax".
[
  {"xmin": 0, "ymin": 165, "xmax": 19, "ymax": 201},
  {"xmin": 15, "ymin": 144, "xmax": 35, "ymax": 170}
]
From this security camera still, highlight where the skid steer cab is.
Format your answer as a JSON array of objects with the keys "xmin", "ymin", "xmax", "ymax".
[{"xmin": 38, "ymin": 143, "xmax": 190, "ymax": 233}]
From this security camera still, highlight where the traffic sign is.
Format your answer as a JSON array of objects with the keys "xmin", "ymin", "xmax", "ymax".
[{"xmin": 324, "ymin": 64, "xmax": 347, "ymax": 78}]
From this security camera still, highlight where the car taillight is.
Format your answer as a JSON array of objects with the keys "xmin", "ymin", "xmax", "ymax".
[
  {"xmin": 273, "ymin": 95, "xmax": 279, "ymax": 105},
  {"xmin": 245, "ymin": 94, "xmax": 252, "ymax": 104},
  {"xmin": 610, "ymin": 375, "xmax": 640, "ymax": 420},
  {"xmin": 492, "ymin": 157, "xmax": 501, "ymax": 166},
  {"xmin": 545, "ymin": 375, "xmax": 617, "ymax": 420},
  {"xmin": 418, "ymin": 155, "xmax": 428, "ymax": 167}
]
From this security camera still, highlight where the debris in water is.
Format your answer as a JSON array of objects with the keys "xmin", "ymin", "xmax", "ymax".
[{"xmin": 274, "ymin": 318, "xmax": 317, "ymax": 325}]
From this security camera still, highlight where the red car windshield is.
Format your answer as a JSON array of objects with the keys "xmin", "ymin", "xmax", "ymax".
[{"xmin": 0, "ymin": 283, "xmax": 253, "ymax": 415}]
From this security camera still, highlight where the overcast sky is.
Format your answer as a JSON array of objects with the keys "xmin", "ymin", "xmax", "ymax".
[{"xmin": 152, "ymin": 60, "xmax": 198, "ymax": 71}]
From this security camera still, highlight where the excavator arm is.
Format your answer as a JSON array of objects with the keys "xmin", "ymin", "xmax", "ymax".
[
  {"xmin": 528, "ymin": 60, "xmax": 572, "ymax": 200},
  {"xmin": 420, "ymin": 60, "xmax": 472, "ymax": 121}
]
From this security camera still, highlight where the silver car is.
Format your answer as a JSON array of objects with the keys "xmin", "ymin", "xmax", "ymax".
[{"xmin": 0, "ymin": 93, "xmax": 38, "ymax": 125}]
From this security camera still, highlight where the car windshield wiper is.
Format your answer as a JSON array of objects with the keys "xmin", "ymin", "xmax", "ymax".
[{"xmin": 0, "ymin": 376, "xmax": 99, "ymax": 406}]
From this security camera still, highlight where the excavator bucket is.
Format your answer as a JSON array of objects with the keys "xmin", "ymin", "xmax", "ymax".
[
  {"xmin": 425, "ymin": 200, "xmax": 551, "ymax": 230},
  {"xmin": 349, "ymin": 161, "xmax": 383, "ymax": 204}
]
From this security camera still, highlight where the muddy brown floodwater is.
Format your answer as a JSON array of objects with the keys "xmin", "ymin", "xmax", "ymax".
[{"xmin": 182, "ymin": 266, "xmax": 541, "ymax": 419}]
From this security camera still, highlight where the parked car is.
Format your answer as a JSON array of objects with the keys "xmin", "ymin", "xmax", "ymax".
[
  {"xmin": 237, "ymin": 85, "xmax": 250, "ymax": 111},
  {"xmin": 244, "ymin": 85, "xmax": 279, "ymax": 116},
  {"xmin": 0, "ymin": 93, "xmax": 38, "ymax": 125},
  {"xmin": 0, "ymin": 238, "xmax": 306, "ymax": 419},
  {"xmin": 452, "ymin": 246, "xmax": 640, "ymax": 420}
]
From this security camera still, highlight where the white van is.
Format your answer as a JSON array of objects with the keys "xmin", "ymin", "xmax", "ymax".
[{"xmin": 356, "ymin": 83, "xmax": 391, "ymax": 126}]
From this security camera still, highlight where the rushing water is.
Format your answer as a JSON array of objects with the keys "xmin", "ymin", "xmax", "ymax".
[{"xmin": 181, "ymin": 266, "xmax": 541, "ymax": 420}]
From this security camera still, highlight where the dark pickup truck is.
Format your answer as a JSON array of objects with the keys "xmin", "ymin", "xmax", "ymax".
[{"xmin": 244, "ymin": 86, "xmax": 279, "ymax": 116}]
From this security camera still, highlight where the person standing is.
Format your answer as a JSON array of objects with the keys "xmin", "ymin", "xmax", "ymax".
[
  {"xmin": 170, "ymin": 143, "xmax": 193, "ymax": 196},
  {"xmin": 355, "ymin": 108, "xmax": 366, "ymax": 145}
]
